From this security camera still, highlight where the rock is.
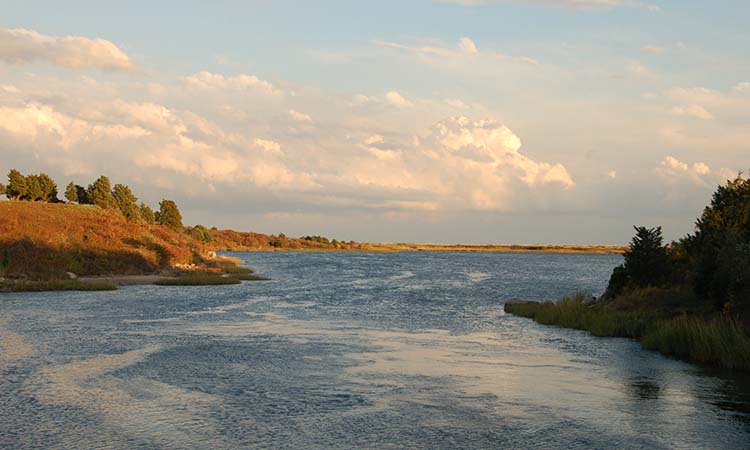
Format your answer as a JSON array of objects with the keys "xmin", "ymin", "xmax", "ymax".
[{"xmin": 66, "ymin": 272, "xmax": 77, "ymax": 280}]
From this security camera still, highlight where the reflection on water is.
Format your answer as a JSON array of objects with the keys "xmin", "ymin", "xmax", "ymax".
[{"xmin": 1, "ymin": 251, "xmax": 749, "ymax": 449}]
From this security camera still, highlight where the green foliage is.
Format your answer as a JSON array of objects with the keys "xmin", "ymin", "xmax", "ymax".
[
  {"xmin": 139, "ymin": 203, "xmax": 156, "ymax": 224},
  {"xmin": 87, "ymin": 176, "xmax": 115, "ymax": 208},
  {"xmin": 112, "ymin": 183, "xmax": 141, "ymax": 221},
  {"xmin": 65, "ymin": 182, "xmax": 78, "ymax": 203},
  {"xmin": 302, "ymin": 235, "xmax": 331, "ymax": 245},
  {"xmin": 6, "ymin": 169, "xmax": 27, "ymax": 200},
  {"xmin": 0, "ymin": 182, "xmax": 5, "ymax": 197},
  {"xmin": 36, "ymin": 173, "xmax": 58, "ymax": 202},
  {"xmin": 685, "ymin": 174, "xmax": 750, "ymax": 312},
  {"xmin": 605, "ymin": 226, "xmax": 672, "ymax": 298},
  {"xmin": 157, "ymin": 199, "xmax": 183, "ymax": 231},
  {"xmin": 191, "ymin": 224, "xmax": 213, "ymax": 243}
]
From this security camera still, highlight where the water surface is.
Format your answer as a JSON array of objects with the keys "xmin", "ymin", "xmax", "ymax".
[{"xmin": 1, "ymin": 252, "xmax": 749, "ymax": 449}]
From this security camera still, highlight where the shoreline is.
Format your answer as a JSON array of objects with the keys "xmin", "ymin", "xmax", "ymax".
[{"xmin": 214, "ymin": 244, "xmax": 627, "ymax": 255}]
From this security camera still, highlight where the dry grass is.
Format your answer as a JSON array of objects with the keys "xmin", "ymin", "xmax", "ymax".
[{"xmin": 0, "ymin": 201, "xmax": 206, "ymax": 279}]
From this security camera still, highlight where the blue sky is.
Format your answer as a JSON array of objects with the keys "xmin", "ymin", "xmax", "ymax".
[{"xmin": 0, "ymin": 0, "xmax": 748, "ymax": 243}]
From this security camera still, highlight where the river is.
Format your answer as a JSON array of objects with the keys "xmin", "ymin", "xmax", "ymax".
[{"xmin": 1, "ymin": 251, "xmax": 748, "ymax": 449}]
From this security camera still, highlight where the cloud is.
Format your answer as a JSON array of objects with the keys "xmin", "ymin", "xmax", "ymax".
[
  {"xmin": 289, "ymin": 110, "xmax": 313, "ymax": 122},
  {"xmin": 436, "ymin": 0, "xmax": 659, "ymax": 10},
  {"xmin": 0, "ymin": 28, "xmax": 135, "ymax": 71},
  {"xmin": 183, "ymin": 71, "xmax": 280, "ymax": 95},
  {"xmin": 385, "ymin": 91, "xmax": 414, "ymax": 108},
  {"xmin": 458, "ymin": 37, "xmax": 479, "ymax": 55},
  {"xmin": 671, "ymin": 104, "xmax": 713, "ymax": 120},
  {"xmin": 641, "ymin": 44, "xmax": 667, "ymax": 54},
  {"xmin": 656, "ymin": 156, "xmax": 734, "ymax": 188}
]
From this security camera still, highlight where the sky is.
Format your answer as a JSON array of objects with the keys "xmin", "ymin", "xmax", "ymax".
[{"xmin": 0, "ymin": 0, "xmax": 748, "ymax": 244}]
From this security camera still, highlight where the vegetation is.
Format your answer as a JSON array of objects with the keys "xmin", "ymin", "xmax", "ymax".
[
  {"xmin": 154, "ymin": 273, "xmax": 241, "ymax": 286},
  {"xmin": 64, "ymin": 182, "xmax": 78, "ymax": 203},
  {"xmin": 190, "ymin": 224, "xmax": 213, "ymax": 243},
  {"xmin": 140, "ymin": 203, "xmax": 156, "ymax": 224},
  {"xmin": 157, "ymin": 199, "xmax": 183, "ymax": 230},
  {"xmin": 0, "ymin": 279, "xmax": 117, "ymax": 292},
  {"xmin": 507, "ymin": 174, "xmax": 750, "ymax": 371}
]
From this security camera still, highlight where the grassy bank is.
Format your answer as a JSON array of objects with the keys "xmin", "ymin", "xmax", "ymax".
[
  {"xmin": 0, "ymin": 279, "xmax": 117, "ymax": 292},
  {"xmin": 505, "ymin": 293, "xmax": 750, "ymax": 371}
]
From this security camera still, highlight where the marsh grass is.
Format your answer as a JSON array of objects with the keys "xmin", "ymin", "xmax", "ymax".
[
  {"xmin": 505, "ymin": 292, "xmax": 750, "ymax": 371},
  {"xmin": 0, "ymin": 279, "xmax": 117, "ymax": 292},
  {"xmin": 154, "ymin": 273, "xmax": 241, "ymax": 286},
  {"xmin": 642, "ymin": 317, "xmax": 750, "ymax": 371}
]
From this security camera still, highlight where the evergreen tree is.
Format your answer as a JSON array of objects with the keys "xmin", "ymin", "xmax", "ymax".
[
  {"xmin": 86, "ymin": 176, "xmax": 115, "ymax": 208},
  {"xmin": 6, "ymin": 169, "xmax": 27, "ymax": 200},
  {"xmin": 191, "ymin": 224, "xmax": 213, "ymax": 243},
  {"xmin": 605, "ymin": 226, "xmax": 672, "ymax": 298},
  {"xmin": 36, "ymin": 173, "xmax": 58, "ymax": 202},
  {"xmin": 75, "ymin": 185, "xmax": 89, "ymax": 204},
  {"xmin": 65, "ymin": 182, "xmax": 78, "ymax": 203},
  {"xmin": 24, "ymin": 174, "xmax": 43, "ymax": 201},
  {"xmin": 112, "ymin": 183, "xmax": 140, "ymax": 221},
  {"xmin": 139, "ymin": 203, "xmax": 156, "ymax": 224},
  {"xmin": 157, "ymin": 199, "xmax": 183, "ymax": 231}
]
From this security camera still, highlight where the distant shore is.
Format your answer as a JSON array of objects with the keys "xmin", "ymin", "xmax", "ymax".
[{"xmin": 220, "ymin": 243, "xmax": 627, "ymax": 254}]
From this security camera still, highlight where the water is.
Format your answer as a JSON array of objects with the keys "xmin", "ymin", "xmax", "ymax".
[{"xmin": 1, "ymin": 252, "xmax": 749, "ymax": 449}]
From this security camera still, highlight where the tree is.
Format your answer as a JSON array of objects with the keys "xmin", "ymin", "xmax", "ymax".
[
  {"xmin": 6, "ymin": 169, "xmax": 27, "ymax": 200},
  {"xmin": 686, "ymin": 174, "xmax": 750, "ymax": 311},
  {"xmin": 112, "ymin": 184, "xmax": 140, "ymax": 221},
  {"xmin": 75, "ymin": 185, "xmax": 89, "ymax": 205},
  {"xmin": 65, "ymin": 182, "xmax": 78, "ymax": 203},
  {"xmin": 191, "ymin": 224, "xmax": 213, "ymax": 243},
  {"xmin": 86, "ymin": 176, "xmax": 115, "ymax": 208},
  {"xmin": 36, "ymin": 173, "xmax": 58, "ymax": 202},
  {"xmin": 157, "ymin": 199, "xmax": 182, "ymax": 230},
  {"xmin": 0, "ymin": 182, "xmax": 5, "ymax": 198},
  {"xmin": 24, "ymin": 175, "xmax": 43, "ymax": 201},
  {"xmin": 139, "ymin": 203, "xmax": 156, "ymax": 224},
  {"xmin": 604, "ymin": 226, "xmax": 672, "ymax": 298}
]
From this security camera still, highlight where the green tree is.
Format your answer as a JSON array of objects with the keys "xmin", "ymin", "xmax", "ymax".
[
  {"xmin": 112, "ymin": 183, "xmax": 141, "ymax": 221},
  {"xmin": 191, "ymin": 224, "xmax": 213, "ymax": 243},
  {"xmin": 157, "ymin": 199, "xmax": 183, "ymax": 231},
  {"xmin": 87, "ymin": 176, "xmax": 115, "ymax": 208},
  {"xmin": 24, "ymin": 174, "xmax": 43, "ymax": 201},
  {"xmin": 6, "ymin": 169, "xmax": 27, "ymax": 200},
  {"xmin": 0, "ymin": 182, "xmax": 5, "ymax": 198},
  {"xmin": 685, "ymin": 174, "xmax": 750, "ymax": 311},
  {"xmin": 605, "ymin": 226, "xmax": 672, "ymax": 298},
  {"xmin": 36, "ymin": 173, "xmax": 58, "ymax": 202},
  {"xmin": 65, "ymin": 182, "xmax": 78, "ymax": 203},
  {"xmin": 139, "ymin": 203, "xmax": 156, "ymax": 224}
]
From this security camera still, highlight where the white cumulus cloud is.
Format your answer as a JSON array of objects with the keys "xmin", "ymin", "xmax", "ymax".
[{"xmin": 0, "ymin": 28, "xmax": 135, "ymax": 71}]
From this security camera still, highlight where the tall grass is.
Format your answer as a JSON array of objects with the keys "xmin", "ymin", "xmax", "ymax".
[
  {"xmin": 505, "ymin": 293, "xmax": 750, "ymax": 371},
  {"xmin": 642, "ymin": 317, "xmax": 750, "ymax": 371}
]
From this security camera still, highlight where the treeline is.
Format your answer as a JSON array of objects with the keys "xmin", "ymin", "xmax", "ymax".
[
  {"xmin": 605, "ymin": 174, "xmax": 750, "ymax": 319},
  {"xmin": 1, "ymin": 170, "xmax": 184, "ymax": 231}
]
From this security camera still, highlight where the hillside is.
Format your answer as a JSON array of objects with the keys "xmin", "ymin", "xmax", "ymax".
[{"xmin": 0, "ymin": 201, "xmax": 203, "ymax": 279}]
